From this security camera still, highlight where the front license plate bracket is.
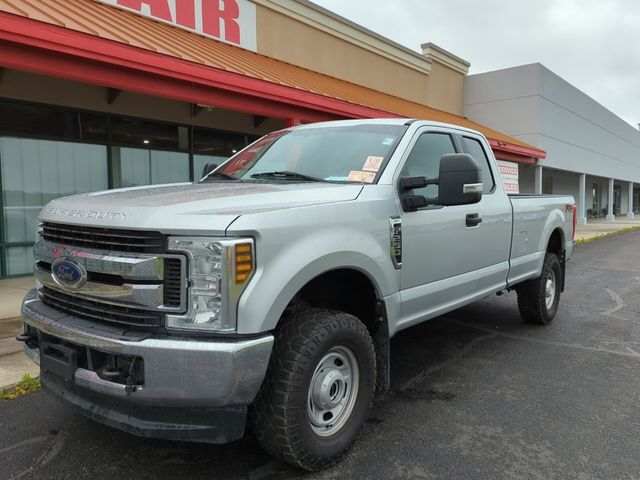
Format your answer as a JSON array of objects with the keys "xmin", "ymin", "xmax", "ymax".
[{"xmin": 40, "ymin": 341, "xmax": 78, "ymax": 382}]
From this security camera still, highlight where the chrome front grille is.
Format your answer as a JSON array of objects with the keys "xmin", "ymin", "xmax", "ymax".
[
  {"xmin": 34, "ymin": 232, "xmax": 187, "ymax": 330},
  {"xmin": 40, "ymin": 287, "xmax": 164, "ymax": 328},
  {"xmin": 41, "ymin": 222, "xmax": 165, "ymax": 253}
]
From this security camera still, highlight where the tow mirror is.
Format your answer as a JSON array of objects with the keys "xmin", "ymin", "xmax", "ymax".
[
  {"xmin": 400, "ymin": 153, "xmax": 482, "ymax": 211},
  {"xmin": 202, "ymin": 162, "xmax": 218, "ymax": 178},
  {"xmin": 437, "ymin": 154, "xmax": 483, "ymax": 206}
]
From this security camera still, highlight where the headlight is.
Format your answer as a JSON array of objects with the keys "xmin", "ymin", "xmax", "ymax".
[{"xmin": 166, "ymin": 237, "xmax": 254, "ymax": 333}]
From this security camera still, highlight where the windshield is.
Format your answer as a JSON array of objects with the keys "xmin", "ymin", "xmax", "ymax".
[{"xmin": 203, "ymin": 124, "xmax": 407, "ymax": 183}]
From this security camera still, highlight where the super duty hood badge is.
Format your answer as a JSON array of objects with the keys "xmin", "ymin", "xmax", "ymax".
[{"xmin": 44, "ymin": 207, "xmax": 127, "ymax": 221}]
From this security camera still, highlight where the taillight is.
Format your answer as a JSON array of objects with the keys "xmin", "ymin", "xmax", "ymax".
[{"xmin": 572, "ymin": 204, "xmax": 577, "ymax": 240}]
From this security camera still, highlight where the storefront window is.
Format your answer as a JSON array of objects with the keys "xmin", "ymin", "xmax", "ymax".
[
  {"xmin": 194, "ymin": 154, "xmax": 230, "ymax": 179},
  {"xmin": 6, "ymin": 246, "xmax": 33, "ymax": 276},
  {"xmin": 0, "ymin": 100, "xmax": 257, "ymax": 277},
  {"xmin": 0, "ymin": 102, "xmax": 107, "ymax": 142},
  {"xmin": 0, "ymin": 137, "xmax": 108, "ymax": 274},
  {"xmin": 112, "ymin": 147, "xmax": 190, "ymax": 188},
  {"xmin": 192, "ymin": 128, "xmax": 247, "ymax": 179},
  {"xmin": 111, "ymin": 117, "xmax": 189, "ymax": 151}
]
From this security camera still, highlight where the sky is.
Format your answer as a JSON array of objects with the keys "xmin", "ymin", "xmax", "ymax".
[{"xmin": 311, "ymin": 0, "xmax": 640, "ymax": 128}]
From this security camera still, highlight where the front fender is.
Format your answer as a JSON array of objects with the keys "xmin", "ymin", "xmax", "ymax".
[{"xmin": 235, "ymin": 227, "xmax": 398, "ymax": 335}]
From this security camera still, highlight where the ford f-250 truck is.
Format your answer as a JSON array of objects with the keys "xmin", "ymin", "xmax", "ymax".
[{"xmin": 18, "ymin": 119, "xmax": 576, "ymax": 471}]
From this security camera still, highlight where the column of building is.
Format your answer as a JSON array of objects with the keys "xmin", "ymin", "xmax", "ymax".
[
  {"xmin": 534, "ymin": 166, "xmax": 543, "ymax": 194},
  {"xmin": 577, "ymin": 173, "xmax": 587, "ymax": 225},
  {"xmin": 606, "ymin": 178, "xmax": 615, "ymax": 222}
]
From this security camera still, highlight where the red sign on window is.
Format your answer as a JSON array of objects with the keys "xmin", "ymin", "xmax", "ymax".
[{"xmin": 98, "ymin": 0, "xmax": 257, "ymax": 51}]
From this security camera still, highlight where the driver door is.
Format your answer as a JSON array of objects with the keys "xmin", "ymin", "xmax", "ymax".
[{"xmin": 397, "ymin": 128, "xmax": 511, "ymax": 330}]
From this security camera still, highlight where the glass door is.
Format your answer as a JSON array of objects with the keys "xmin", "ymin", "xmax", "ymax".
[
  {"xmin": 591, "ymin": 183, "xmax": 600, "ymax": 216},
  {"xmin": 614, "ymin": 185, "xmax": 621, "ymax": 214}
]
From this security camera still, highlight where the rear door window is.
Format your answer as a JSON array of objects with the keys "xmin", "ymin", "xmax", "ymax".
[{"xmin": 462, "ymin": 136, "xmax": 495, "ymax": 194}]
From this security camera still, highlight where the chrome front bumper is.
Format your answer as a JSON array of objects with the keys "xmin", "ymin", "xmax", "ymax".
[{"xmin": 21, "ymin": 290, "xmax": 273, "ymax": 408}]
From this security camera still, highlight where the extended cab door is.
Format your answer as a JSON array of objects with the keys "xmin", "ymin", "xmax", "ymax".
[{"xmin": 396, "ymin": 127, "xmax": 512, "ymax": 330}]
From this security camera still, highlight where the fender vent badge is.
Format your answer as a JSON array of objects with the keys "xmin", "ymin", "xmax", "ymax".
[{"xmin": 389, "ymin": 217, "xmax": 402, "ymax": 269}]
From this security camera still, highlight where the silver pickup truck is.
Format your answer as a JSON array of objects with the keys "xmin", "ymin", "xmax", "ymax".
[{"xmin": 19, "ymin": 119, "xmax": 575, "ymax": 471}]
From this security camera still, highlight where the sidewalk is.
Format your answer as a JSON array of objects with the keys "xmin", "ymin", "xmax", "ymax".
[
  {"xmin": 0, "ymin": 276, "xmax": 38, "ymax": 392},
  {"xmin": 575, "ymin": 216, "xmax": 640, "ymax": 242},
  {"xmin": 2, "ymin": 217, "xmax": 640, "ymax": 392}
]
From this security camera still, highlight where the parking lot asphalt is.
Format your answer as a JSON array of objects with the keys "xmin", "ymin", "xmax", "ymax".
[{"xmin": 2, "ymin": 232, "xmax": 640, "ymax": 480}]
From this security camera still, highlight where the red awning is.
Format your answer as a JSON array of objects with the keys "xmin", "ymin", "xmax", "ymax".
[{"xmin": 0, "ymin": 1, "xmax": 545, "ymax": 163}]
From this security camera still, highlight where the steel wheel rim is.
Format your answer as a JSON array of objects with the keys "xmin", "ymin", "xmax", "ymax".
[
  {"xmin": 545, "ymin": 269, "xmax": 557, "ymax": 310},
  {"xmin": 307, "ymin": 345, "xmax": 359, "ymax": 437}
]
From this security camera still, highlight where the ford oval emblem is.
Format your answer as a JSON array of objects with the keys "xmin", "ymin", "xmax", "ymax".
[{"xmin": 51, "ymin": 258, "xmax": 87, "ymax": 290}]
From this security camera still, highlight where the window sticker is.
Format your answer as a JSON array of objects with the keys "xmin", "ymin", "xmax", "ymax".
[
  {"xmin": 324, "ymin": 176, "xmax": 349, "ymax": 181},
  {"xmin": 362, "ymin": 155, "xmax": 384, "ymax": 172},
  {"xmin": 382, "ymin": 137, "xmax": 394, "ymax": 146},
  {"xmin": 348, "ymin": 170, "xmax": 376, "ymax": 183}
]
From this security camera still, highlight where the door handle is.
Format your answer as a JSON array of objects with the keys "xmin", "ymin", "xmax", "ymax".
[{"xmin": 466, "ymin": 213, "xmax": 482, "ymax": 227}]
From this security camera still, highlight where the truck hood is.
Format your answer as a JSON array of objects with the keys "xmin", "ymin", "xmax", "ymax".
[{"xmin": 40, "ymin": 181, "xmax": 364, "ymax": 235}]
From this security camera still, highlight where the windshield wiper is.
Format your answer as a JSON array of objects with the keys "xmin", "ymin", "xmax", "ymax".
[{"xmin": 250, "ymin": 171, "xmax": 325, "ymax": 182}]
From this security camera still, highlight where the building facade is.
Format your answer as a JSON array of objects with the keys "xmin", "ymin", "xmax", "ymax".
[
  {"xmin": 465, "ymin": 63, "xmax": 640, "ymax": 225},
  {"xmin": 0, "ymin": 0, "xmax": 545, "ymax": 277}
]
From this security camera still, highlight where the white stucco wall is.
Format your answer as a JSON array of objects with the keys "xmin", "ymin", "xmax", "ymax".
[{"xmin": 465, "ymin": 64, "xmax": 640, "ymax": 184}]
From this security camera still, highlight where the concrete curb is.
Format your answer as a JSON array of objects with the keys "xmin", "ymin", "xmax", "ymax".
[
  {"xmin": 0, "ymin": 316, "xmax": 40, "ymax": 392},
  {"xmin": 0, "ymin": 349, "xmax": 40, "ymax": 392},
  {"xmin": 1, "ymin": 376, "xmax": 40, "ymax": 395},
  {"xmin": 575, "ymin": 226, "xmax": 640, "ymax": 245}
]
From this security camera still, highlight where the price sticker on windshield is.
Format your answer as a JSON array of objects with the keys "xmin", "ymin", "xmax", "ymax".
[
  {"xmin": 363, "ymin": 156, "xmax": 384, "ymax": 172},
  {"xmin": 348, "ymin": 170, "xmax": 376, "ymax": 183}
]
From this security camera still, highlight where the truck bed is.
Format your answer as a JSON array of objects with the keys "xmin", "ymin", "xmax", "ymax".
[{"xmin": 507, "ymin": 194, "xmax": 575, "ymax": 287}]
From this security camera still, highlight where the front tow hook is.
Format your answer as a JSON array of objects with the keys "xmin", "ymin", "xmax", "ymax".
[{"xmin": 16, "ymin": 333, "xmax": 35, "ymax": 342}]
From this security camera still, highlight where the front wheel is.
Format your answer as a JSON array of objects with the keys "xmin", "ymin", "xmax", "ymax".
[
  {"xmin": 250, "ymin": 309, "xmax": 376, "ymax": 471},
  {"xmin": 516, "ymin": 252, "xmax": 561, "ymax": 325}
]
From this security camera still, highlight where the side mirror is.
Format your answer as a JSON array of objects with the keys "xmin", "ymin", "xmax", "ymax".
[
  {"xmin": 400, "ymin": 153, "xmax": 482, "ymax": 211},
  {"xmin": 202, "ymin": 162, "xmax": 218, "ymax": 178},
  {"xmin": 437, "ymin": 153, "xmax": 483, "ymax": 206}
]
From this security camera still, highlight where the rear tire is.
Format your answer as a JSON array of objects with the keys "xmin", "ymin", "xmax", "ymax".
[
  {"xmin": 516, "ymin": 252, "xmax": 561, "ymax": 325},
  {"xmin": 250, "ymin": 309, "xmax": 376, "ymax": 471}
]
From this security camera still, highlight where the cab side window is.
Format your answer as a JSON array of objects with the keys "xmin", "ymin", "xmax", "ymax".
[
  {"xmin": 402, "ymin": 133, "xmax": 455, "ymax": 198},
  {"xmin": 462, "ymin": 136, "xmax": 495, "ymax": 194}
]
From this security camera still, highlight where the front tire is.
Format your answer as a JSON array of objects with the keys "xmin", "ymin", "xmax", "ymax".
[
  {"xmin": 516, "ymin": 252, "xmax": 561, "ymax": 325},
  {"xmin": 250, "ymin": 309, "xmax": 376, "ymax": 471}
]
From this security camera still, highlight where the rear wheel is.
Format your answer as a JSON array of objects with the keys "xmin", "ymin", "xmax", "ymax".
[
  {"xmin": 250, "ymin": 309, "xmax": 376, "ymax": 471},
  {"xmin": 516, "ymin": 252, "xmax": 561, "ymax": 325}
]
